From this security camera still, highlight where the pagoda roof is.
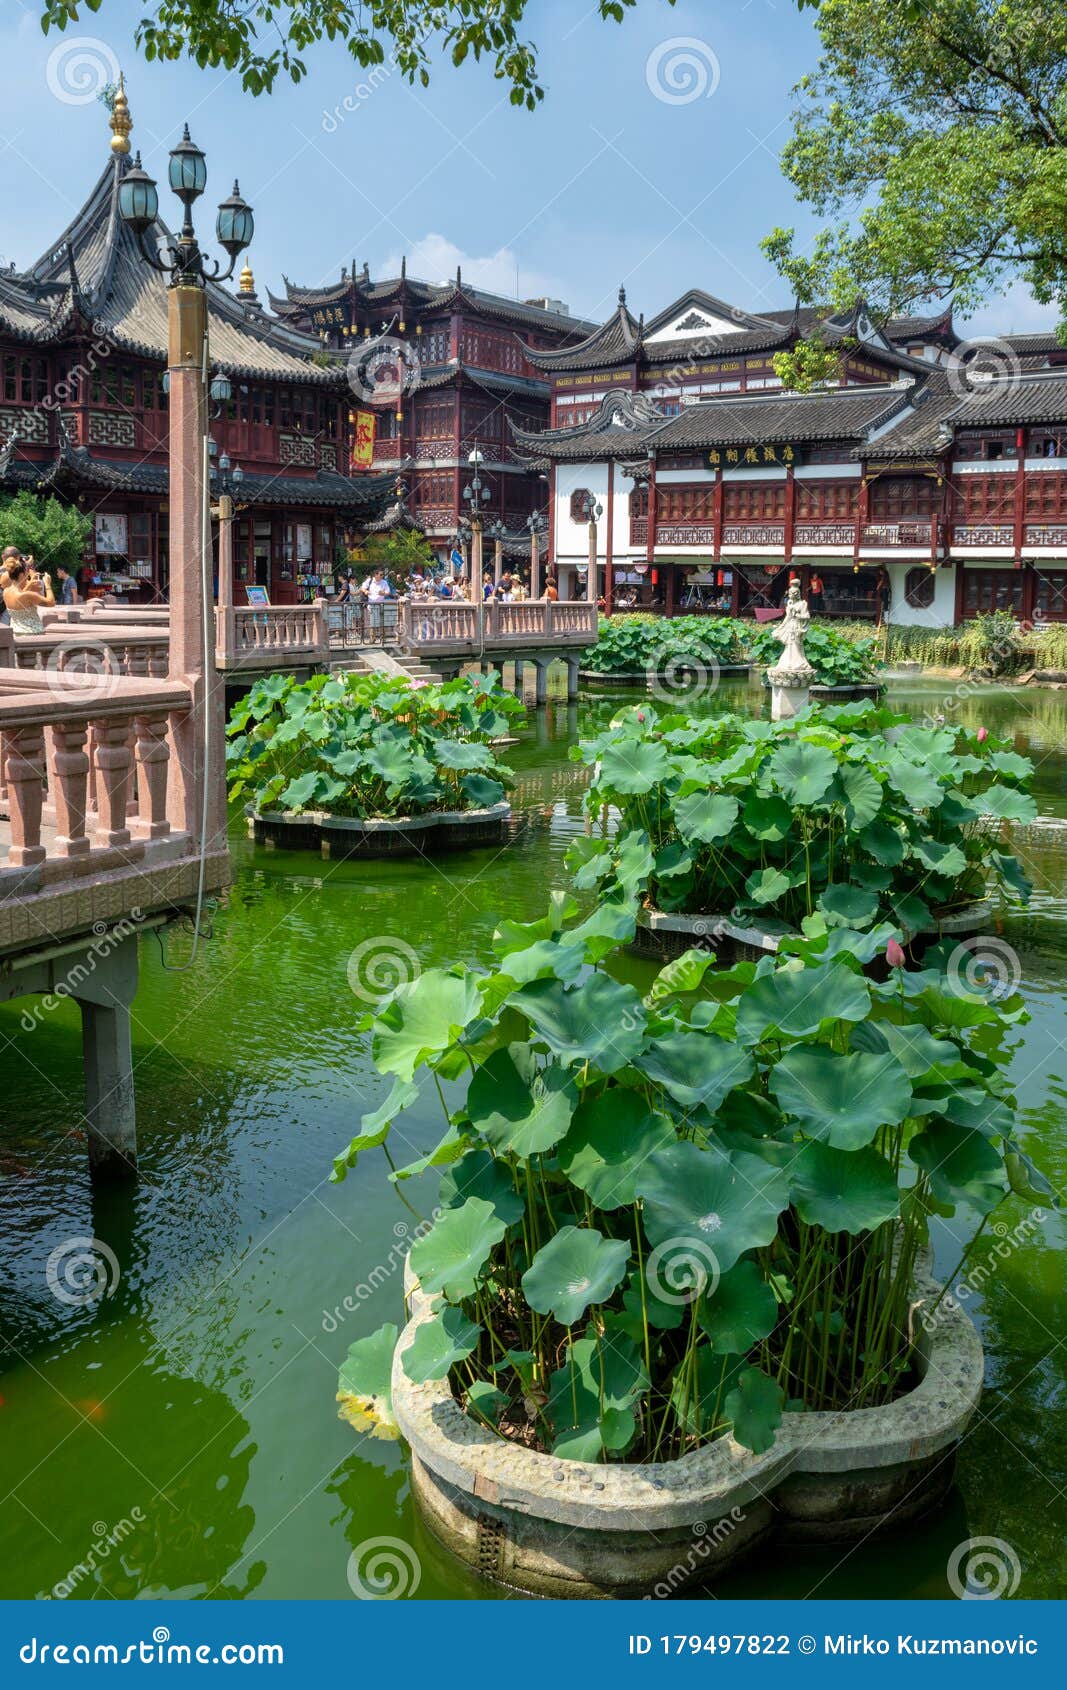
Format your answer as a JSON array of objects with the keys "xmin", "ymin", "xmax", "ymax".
[
  {"xmin": 864, "ymin": 367, "xmax": 1067, "ymax": 458},
  {"xmin": 0, "ymin": 425, "xmax": 395, "ymax": 510},
  {"xmin": 0, "ymin": 144, "xmax": 338, "ymax": 384},
  {"xmin": 520, "ymin": 288, "xmax": 643, "ymax": 372},
  {"xmin": 268, "ymin": 270, "xmax": 597, "ymax": 338},
  {"xmin": 509, "ymin": 388, "xmax": 672, "ymax": 460}
]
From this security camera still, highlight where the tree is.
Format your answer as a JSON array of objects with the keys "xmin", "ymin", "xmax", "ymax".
[
  {"xmin": 40, "ymin": 0, "xmax": 670, "ymax": 107},
  {"xmin": 361, "ymin": 528, "xmax": 435, "ymax": 574},
  {"xmin": 0, "ymin": 493, "xmax": 93, "ymax": 581},
  {"xmin": 763, "ymin": 0, "xmax": 1067, "ymax": 342}
]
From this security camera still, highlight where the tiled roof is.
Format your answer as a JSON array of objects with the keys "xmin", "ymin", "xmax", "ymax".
[
  {"xmin": 653, "ymin": 382, "xmax": 915, "ymax": 449},
  {"xmin": 269, "ymin": 271, "xmax": 596, "ymax": 337},
  {"xmin": 2, "ymin": 155, "xmax": 339, "ymax": 383},
  {"xmin": 521, "ymin": 290, "xmax": 643, "ymax": 372},
  {"xmin": 857, "ymin": 369, "xmax": 1067, "ymax": 458},
  {"xmin": 509, "ymin": 388, "xmax": 670, "ymax": 459}
]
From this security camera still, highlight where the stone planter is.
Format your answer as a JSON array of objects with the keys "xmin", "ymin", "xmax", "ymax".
[
  {"xmin": 809, "ymin": 681, "xmax": 886, "ymax": 703},
  {"xmin": 578, "ymin": 665, "xmax": 752, "ymax": 686},
  {"xmin": 632, "ymin": 899, "xmax": 996, "ymax": 964},
  {"xmin": 249, "ymin": 801, "xmax": 511, "ymax": 859},
  {"xmin": 392, "ymin": 1264, "xmax": 983, "ymax": 1599}
]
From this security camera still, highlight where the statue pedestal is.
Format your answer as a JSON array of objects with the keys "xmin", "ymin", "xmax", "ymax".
[{"xmin": 768, "ymin": 664, "xmax": 815, "ymax": 721}]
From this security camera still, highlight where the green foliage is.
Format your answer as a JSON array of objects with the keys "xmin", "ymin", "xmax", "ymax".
[
  {"xmin": 0, "ymin": 492, "xmax": 91, "ymax": 579},
  {"xmin": 41, "ymin": 0, "xmax": 671, "ymax": 107},
  {"xmin": 360, "ymin": 528, "xmax": 436, "ymax": 575},
  {"xmin": 761, "ymin": 0, "xmax": 1067, "ymax": 337},
  {"xmin": 226, "ymin": 668, "xmax": 522, "ymax": 819},
  {"xmin": 337, "ymin": 907, "xmax": 1032, "ymax": 1462},
  {"xmin": 880, "ymin": 619, "xmax": 1067, "ymax": 675},
  {"xmin": 586, "ymin": 614, "xmax": 880, "ymax": 685},
  {"xmin": 571, "ymin": 700, "xmax": 1034, "ymax": 930}
]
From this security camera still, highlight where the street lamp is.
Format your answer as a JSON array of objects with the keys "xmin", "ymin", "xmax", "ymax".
[
  {"xmin": 212, "ymin": 451, "xmax": 245, "ymax": 612},
  {"xmin": 117, "ymin": 126, "xmax": 255, "ymax": 855},
  {"xmin": 461, "ymin": 448, "xmax": 492, "ymax": 584},
  {"xmin": 586, "ymin": 495, "xmax": 604, "ymax": 606},
  {"xmin": 486, "ymin": 518, "xmax": 507, "ymax": 587},
  {"xmin": 526, "ymin": 510, "xmax": 545, "ymax": 599}
]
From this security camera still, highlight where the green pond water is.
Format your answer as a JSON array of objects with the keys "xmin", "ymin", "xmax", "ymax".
[{"xmin": 1, "ymin": 676, "xmax": 1065, "ymax": 1601}]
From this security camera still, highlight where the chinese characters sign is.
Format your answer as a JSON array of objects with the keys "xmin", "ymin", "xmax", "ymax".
[
  {"xmin": 351, "ymin": 409, "xmax": 377, "ymax": 469},
  {"xmin": 708, "ymin": 444, "xmax": 796, "ymax": 467}
]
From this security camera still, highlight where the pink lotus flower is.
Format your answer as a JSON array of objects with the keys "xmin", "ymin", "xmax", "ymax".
[
  {"xmin": 636, "ymin": 711, "xmax": 646, "ymax": 723},
  {"xmin": 886, "ymin": 938, "xmax": 906, "ymax": 969},
  {"xmin": 977, "ymin": 726, "xmax": 988, "ymax": 743}
]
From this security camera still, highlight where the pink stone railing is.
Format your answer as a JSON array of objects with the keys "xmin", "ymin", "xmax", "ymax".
[
  {"xmin": 398, "ymin": 600, "xmax": 597, "ymax": 653},
  {"xmin": 7, "ymin": 626, "xmax": 170, "ymax": 681},
  {"xmin": 216, "ymin": 602, "xmax": 329, "ymax": 670},
  {"xmin": 0, "ymin": 669, "xmax": 195, "ymax": 912}
]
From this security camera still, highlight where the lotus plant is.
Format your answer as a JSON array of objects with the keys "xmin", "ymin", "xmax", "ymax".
[
  {"xmin": 226, "ymin": 669, "xmax": 523, "ymax": 820},
  {"xmin": 335, "ymin": 901, "xmax": 1047, "ymax": 1462},
  {"xmin": 569, "ymin": 699, "xmax": 1035, "ymax": 937}
]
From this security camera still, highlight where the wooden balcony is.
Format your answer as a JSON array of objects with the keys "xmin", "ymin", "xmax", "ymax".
[{"xmin": 860, "ymin": 518, "xmax": 938, "ymax": 556}]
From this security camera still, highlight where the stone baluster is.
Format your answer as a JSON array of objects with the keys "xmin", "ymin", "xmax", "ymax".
[
  {"xmin": 2, "ymin": 724, "xmax": 47, "ymax": 867},
  {"xmin": 132, "ymin": 712, "xmax": 172, "ymax": 840},
  {"xmin": 91, "ymin": 719, "xmax": 134, "ymax": 849},
  {"xmin": 48, "ymin": 720, "xmax": 92, "ymax": 859}
]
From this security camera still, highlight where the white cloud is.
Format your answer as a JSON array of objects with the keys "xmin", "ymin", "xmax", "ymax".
[
  {"xmin": 962, "ymin": 281, "xmax": 1061, "ymax": 339},
  {"xmin": 378, "ymin": 232, "xmax": 571, "ymax": 307}
]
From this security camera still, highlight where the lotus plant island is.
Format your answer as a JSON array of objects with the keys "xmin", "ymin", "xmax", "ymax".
[{"xmin": 570, "ymin": 700, "xmax": 1035, "ymax": 941}]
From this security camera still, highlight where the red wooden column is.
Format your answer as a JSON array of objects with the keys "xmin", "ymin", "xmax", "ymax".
[
  {"xmin": 1014, "ymin": 424, "xmax": 1035, "ymax": 619},
  {"xmin": 605, "ymin": 459, "xmax": 615, "ymax": 611},
  {"xmin": 784, "ymin": 464, "xmax": 796, "ymax": 568},
  {"xmin": 646, "ymin": 454, "xmax": 658, "ymax": 569}
]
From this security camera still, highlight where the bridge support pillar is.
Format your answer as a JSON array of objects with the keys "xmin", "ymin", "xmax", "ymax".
[
  {"xmin": 513, "ymin": 660, "xmax": 525, "ymax": 700},
  {"xmin": 533, "ymin": 660, "xmax": 548, "ymax": 706},
  {"xmin": 77, "ymin": 932, "xmax": 140, "ymax": 1181},
  {"xmin": 566, "ymin": 658, "xmax": 580, "ymax": 702}
]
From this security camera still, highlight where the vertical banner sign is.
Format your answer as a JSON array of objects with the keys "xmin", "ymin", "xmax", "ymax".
[{"xmin": 351, "ymin": 409, "xmax": 376, "ymax": 469}]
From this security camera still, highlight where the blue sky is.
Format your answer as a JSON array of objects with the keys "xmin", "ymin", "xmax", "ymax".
[{"xmin": 0, "ymin": 0, "xmax": 1054, "ymax": 336}]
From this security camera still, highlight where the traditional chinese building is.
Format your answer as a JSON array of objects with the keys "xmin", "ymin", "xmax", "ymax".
[
  {"xmin": 268, "ymin": 267, "xmax": 596, "ymax": 562},
  {"xmin": 0, "ymin": 85, "xmax": 396, "ymax": 605},
  {"xmin": 513, "ymin": 313, "xmax": 1067, "ymax": 625}
]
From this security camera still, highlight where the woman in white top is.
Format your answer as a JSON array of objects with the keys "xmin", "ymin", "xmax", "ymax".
[{"xmin": 2, "ymin": 557, "xmax": 54, "ymax": 634}]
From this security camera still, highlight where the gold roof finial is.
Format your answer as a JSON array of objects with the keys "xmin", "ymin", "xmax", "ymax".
[
  {"xmin": 239, "ymin": 257, "xmax": 255, "ymax": 295},
  {"xmin": 110, "ymin": 73, "xmax": 132, "ymax": 155}
]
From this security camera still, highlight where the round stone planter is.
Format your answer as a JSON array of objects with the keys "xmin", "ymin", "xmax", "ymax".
[
  {"xmin": 249, "ymin": 801, "xmax": 511, "ymax": 860},
  {"xmin": 809, "ymin": 681, "xmax": 886, "ymax": 702},
  {"xmin": 392, "ymin": 1265, "xmax": 982, "ymax": 1599},
  {"xmin": 578, "ymin": 664, "xmax": 752, "ymax": 686},
  {"xmin": 632, "ymin": 899, "xmax": 996, "ymax": 964}
]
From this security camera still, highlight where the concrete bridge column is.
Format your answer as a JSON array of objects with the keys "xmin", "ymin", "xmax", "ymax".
[
  {"xmin": 513, "ymin": 659, "xmax": 525, "ymax": 701},
  {"xmin": 566, "ymin": 658, "xmax": 580, "ymax": 702},
  {"xmin": 533, "ymin": 660, "xmax": 548, "ymax": 706},
  {"xmin": 77, "ymin": 931, "xmax": 140, "ymax": 1180}
]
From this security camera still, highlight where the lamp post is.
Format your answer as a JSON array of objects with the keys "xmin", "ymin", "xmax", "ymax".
[
  {"xmin": 461, "ymin": 448, "xmax": 491, "ymax": 589},
  {"xmin": 117, "ymin": 130, "xmax": 253, "ymax": 858},
  {"xmin": 487, "ymin": 519, "xmax": 506, "ymax": 589},
  {"xmin": 587, "ymin": 496, "xmax": 604, "ymax": 606},
  {"xmin": 213, "ymin": 451, "xmax": 244, "ymax": 613},
  {"xmin": 527, "ymin": 511, "xmax": 544, "ymax": 599}
]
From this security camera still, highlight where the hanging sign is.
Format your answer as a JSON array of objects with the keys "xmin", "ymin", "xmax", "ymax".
[
  {"xmin": 351, "ymin": 409, "xmax": 377, "ymax": 469},
  {"xmin": 708, "ymin": 444, "xmax": 796, "ymax": 467}
]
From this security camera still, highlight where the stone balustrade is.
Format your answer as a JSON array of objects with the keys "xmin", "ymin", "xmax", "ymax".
[
  {"xmin": 215, "ymin": 600, "xmax": 330, "ymax": 670},
  {"xmin": 6, "ymin": 625, "xmax": 170, "ymax": 681},
  {"xmin": 0, "ymin": 667, "xmax": 228, "ymax": 954},
  {"xmin": 398, "ymin": 599, "xmax": 597, "ymax": 655}
]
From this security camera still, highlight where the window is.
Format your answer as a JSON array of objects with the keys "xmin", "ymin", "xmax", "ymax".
[
  {"xmin": 959, "ymin": 475, "xmax": 1016, "ymax": 520},
  {"xmin": 904, "ymin": 566, "xmax": 937, "ymax": 609},
  {"xmin": 570, "ymin": 489, "xmax": 593, "ymax": 522},
  {"xmin": 630, "ymin": 486, "xmax": 649, "ymax": 519},
  {"xmin": 796, "ymin": 481, "xmax": 859, "ymax": 520},
  {"xmin": 962, "ymin": 569, "xmax": 1023, "ymax": 615},
  {"xmin": 659, "ymin": 484, "xmax": 714, "ymax": 523},
  {"xmin": 868, "ymin": 477, "xmax": 940, "ymax": 519},
  {"xmin": 1034, "ymin": 570, "xmax": 1067, "ymax": 620},
  {"xmin": 1023, "ymin": 475, "xmax": 1067, "ymax": 519},
  {"xmin": 723, "ymin": 482, "xmax": 786, "ymax": 521}
]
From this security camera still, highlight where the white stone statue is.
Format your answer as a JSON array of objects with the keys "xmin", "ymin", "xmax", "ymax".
[
  {"xmin": 768, "ymin": 580, "xmax": 814, "ymax": 719},
  {"xmin": 768, "ymin": 581, "xmax": 814, "ymax": 682}
]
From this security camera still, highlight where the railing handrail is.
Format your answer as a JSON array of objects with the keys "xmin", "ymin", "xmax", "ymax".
[{"xmin": 0, "ymin": 671, "xmax": 191, "ymax": 725}]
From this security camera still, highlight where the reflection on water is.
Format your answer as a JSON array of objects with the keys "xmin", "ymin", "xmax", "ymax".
[{"xmin": 1, "ymin": 677, "xmax": 1064, "ymax": 1599}]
